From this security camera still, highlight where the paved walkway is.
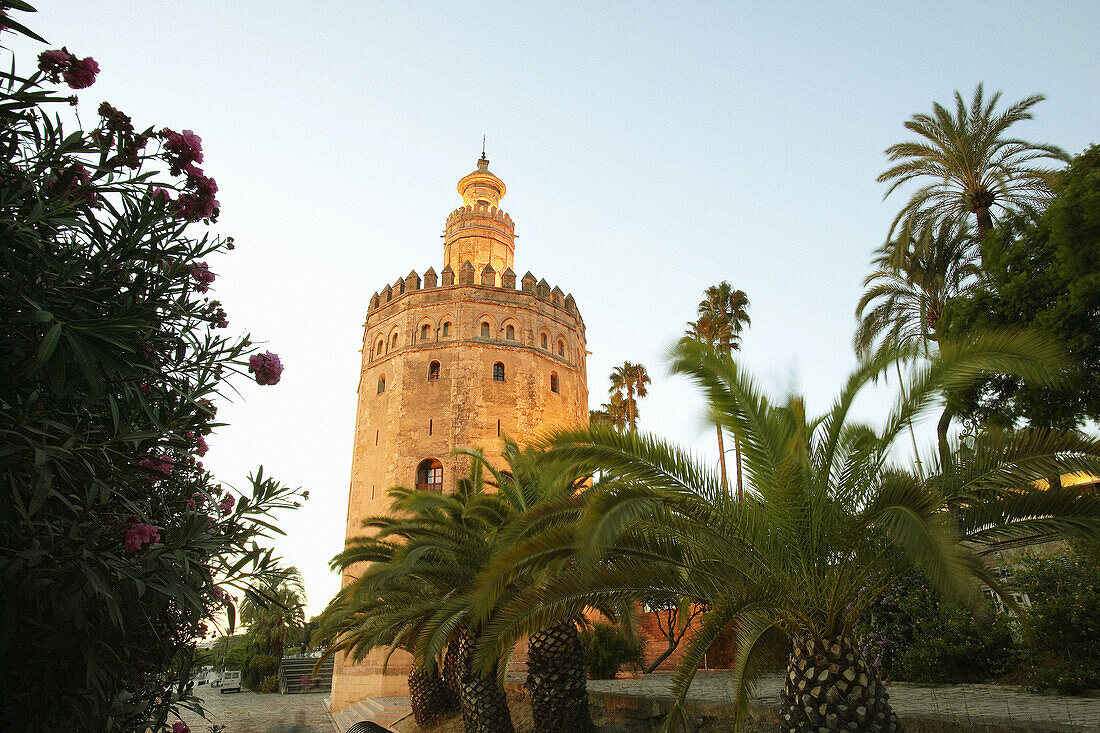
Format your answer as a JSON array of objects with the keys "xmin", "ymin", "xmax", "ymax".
[
  {"xmin": 175, "ymin": 689, "xmax": 336, "ymax": 733},
  {"xmin": 586, "ymin": 672, "xmax": 1100, "ymax": 731}
]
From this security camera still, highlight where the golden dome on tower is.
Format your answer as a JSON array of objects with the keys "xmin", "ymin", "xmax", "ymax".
[{"xmin": 457, "ymin": 153, "xmax": 506, "ymax": 208}]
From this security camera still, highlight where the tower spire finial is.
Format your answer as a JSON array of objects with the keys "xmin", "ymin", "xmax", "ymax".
[{"xmin": 480, "ymin": 135, "xmax": 486, "ymax": 161}]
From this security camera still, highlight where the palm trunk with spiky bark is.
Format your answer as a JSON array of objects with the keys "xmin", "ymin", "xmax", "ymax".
[
  {"xmin": 456, "ymin": 628, "xmax": 514, "ymax": 733},
  {"xmin": 443, "ymin": 636, "xmax": 463, "ymax": 711},
  {"xmin": 408, "ymin": 664, "xmax": 454, "ymax": 728},
  {"xmin": 526, "ymin": 620, "xmax": 593, "ymax": 733},
  {"xmin": 780, "ymin": 634, "xmax": 901, "ymax": 732}
]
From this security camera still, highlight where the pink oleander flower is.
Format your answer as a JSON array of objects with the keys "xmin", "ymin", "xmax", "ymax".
[
  {"xmin": 175, "ymin": 165, "xmax": 220, "ymax": 221},
  {"xmin": 218, "ymin": 493, "xmax": 235, "ymax": 515},
  {"xmin": 172, "ymin": 722, "xmax": 190, "ymax": 733},
  {"xmin": 124, "ymin": 522, "xmax": 161, "ymax": 553},
  {"xmin": 248, "ymin": 351, "xmax": 283, "ymax": 386},
  {"xmin": 63, "ymin": 56, "xmax": 99, "ymax": 89},
  {"xmin": 151, "ymin": 187, "xmax": 171, "ymax": 203},
  {"xmin": 38, "ymin": 48, "xmax": 75, "ymax": 78},
  {"xmin": 189, "ymin": 261, "xmax": 215, "ymax": 292},
  {"xmin": 212, "ymin": 586, "xmax": 228, "ymax": 603},
  {"xmin": 138, "ymin": 455, "xmax": 175, "ymax": 476},
  {"xmin": 194, "ymin": 434, "xmax": 209, "ymax": 456},
  {"xmin": 164, "ymin": 129, "xmax": 204, "ymax": 165}
]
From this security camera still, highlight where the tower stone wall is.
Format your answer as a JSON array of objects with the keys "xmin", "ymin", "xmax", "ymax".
[{"xmin": 330, "ymin": 156, "xmax": 589, "ymax": 711}]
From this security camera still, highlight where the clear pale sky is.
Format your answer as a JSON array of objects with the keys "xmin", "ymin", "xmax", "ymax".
[{"xmin": 10, "ymin": 2, "xmax": 1098, "ymax": 616}]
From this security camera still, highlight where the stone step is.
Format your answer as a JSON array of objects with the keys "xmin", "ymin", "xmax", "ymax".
[{"xmin": 333, "ymin": 697, "xmax": 411, "ymax": 732}]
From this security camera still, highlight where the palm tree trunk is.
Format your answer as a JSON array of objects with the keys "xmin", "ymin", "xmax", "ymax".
[
  {"xmin": 716, "ymin": 424, "xmax": 728, "ymax": 488},
  {"xmin": 780, "ymin": 634, "xmax": 901, "ymax": 732},
  {"xmin": 895, "ymin": 361, "xmax": 924, "ymax": 481},
  {"xmin": 456, "ymin": 628, "xmax": 515, "ymax": 733},
  {"xmin": 526, "ymin": 620, "xmax": 593, "ymax": 733},
  {"xmin": 735, "ymin": 438, "xmax": 744, "ymax": 501},
  {"xmin": 409, "ymin": 665, "xmax": 453, "ymax": 728},
  {"xmin": 937, "ymin": 405, "xmax": 954, "ymax": 471},
  {"xmin": 627, "ymin": 385, "xmax": 636, "ymax": 431},
  {"xmin": 443, "ymin": 637, "xmax": 463, "ymax": 711},
  {"xmin": 976, "ymin": 207, "xmax": 994, "ymax": 237}
]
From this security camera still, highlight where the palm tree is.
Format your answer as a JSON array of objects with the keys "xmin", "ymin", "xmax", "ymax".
[
  {"xmin": 487, "ymin": 336, "xmax": 1100, "ymax": 732},
  {"xmin": 879, "ymin": 84, "xmax": 1069, "ymax": 243},
  {"xmin": 317, "ymin": 572, "xmax": 456, "ymax": 728},
  {"xmin": 855, "ymin": 221, "xmax": 982, "ymax": 473},
  {"xmin": 320, "ymin": 478, "xmax": 506, "ymax": 731},
  {"xmin": 698, "ymin": 282, "xmax": 751, "ymax": 498},
  {"xmin": 240, "ymin": 569, "xmax": 307, "ymax": 660},
  {"xmin": 609, "ymin": 361, "xmax": 650, "ymax": 431},
  {"xmin": 325, "ymin": 445, "xmax": 600, "ymax": 733},
  {"xmin": 698, "ymin": 282, "xmax": 750, "ymax": 353},
  {"xmin": 414, "ymin": 443, "xmax": 598, "ymax": 733},
  {"xmin": 682, "ymin": 315, "xmax": 732, "ymax": 487},
  {"xmin": 596, "ymin": 392, "xmax": 629, "ymax": 431}
]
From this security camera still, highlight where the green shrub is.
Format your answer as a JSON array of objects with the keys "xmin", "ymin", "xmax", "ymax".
[
  {"xmin": 244, "ymin": 654, "xmax": 279, "ymax": 691},
  {"xmin": 1015, "ymin": 554, "xmax": 1100, "ymax": 694},
  {"xmin": 859, "ymin": 572, "xmax": 1017, "ymax": 684},
  {"xmin": 259, "ymin": 675, "xmax": 279, "ymax": 694},
  {"xmin": 580, "ymin": 622, "xmax": 644, "ymax": 679}
]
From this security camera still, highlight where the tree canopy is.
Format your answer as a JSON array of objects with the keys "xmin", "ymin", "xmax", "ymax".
[{"xmin": 940, "ymin": 144, "xmax": 1100, "ymax": 430}]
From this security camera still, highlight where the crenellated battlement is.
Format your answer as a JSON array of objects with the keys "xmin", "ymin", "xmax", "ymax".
[
  {"xmin": 367, "ymin": 262, "xmax": 580, "ymax": 320},
  {"xmin": 445, "ymin": 203, "xmax": 515, "ymax": 230}
]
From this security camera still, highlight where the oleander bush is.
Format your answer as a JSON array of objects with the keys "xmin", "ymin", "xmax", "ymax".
[{"xmin": 0, "ymin": 4, "xmax": 301, "ymax": 730}]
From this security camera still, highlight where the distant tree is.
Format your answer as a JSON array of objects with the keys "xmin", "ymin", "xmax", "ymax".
[
  {"xmin": 609, "ymin": 362, "xmax": 650, "ymax": 431},
  {"xmin": 240, "ymin": 569, "xmax": 307, "ymax": 659},
  {"xmin": 682, "ymin": 315, "xmax": 732, "ymax": 486},
  {"xmin": 879, "ymin": 84, "xmax": 1069, "ymax": 243},
  {"xmin": 855, "ymin": 221, "xmax": 980, "ymax": 474},
  {"xmin": 642, "ymin": 598, "xmax": 709, "ymax": 674},
  {"xmin": 940, "ymin": 145, "xmax": 1100, "ymax": 434},
  {"xmin": 695, "ymin": 282, "xmax": 750, "ymax": 497}
]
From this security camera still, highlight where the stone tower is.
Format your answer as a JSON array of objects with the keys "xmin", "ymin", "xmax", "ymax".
[{"xmin": 330, "ymin": 155, "xmax": 589, "ymax": 711}]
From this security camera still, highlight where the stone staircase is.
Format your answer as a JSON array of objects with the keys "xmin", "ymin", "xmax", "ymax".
[
  {"xmin": 327, "ymin": 697, "xmax": 412, "ymax": 732},
  {"xmin": 278, "ymin": 654, "xmax": 334, "ymax": 694}
]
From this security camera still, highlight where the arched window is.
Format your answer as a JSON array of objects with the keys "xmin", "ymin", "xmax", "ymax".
[
  {"xmin": 420, "ymin": 324, "xmax": 429, "ymax": 341},
  {"xmin": 377, "ymin": 374, "xmax": 386, "ymax": 394},
  {"xmin": 550, "ymin": 371, "xmax": 559, "ymax": 393},
  {"xmin": 541, "ymin": 333, "xmax": 548, "ymax": 349},
  {"xmin": 493, "ymin": 362, "xmax": 505, "ymax": 382},
  {"xmin": 428, "ymin": 361, "xmax": 440, "ymax": 381},
  {"xmin": 442, "ymin": 321, "xmax": 451, "ymax": 337},
  {"xmin": 481, "ymin": 321, "xmax": 491, "ymax": 338},
  {"xmin": 376, "ymin": 339, "xmax": 384, "ymax": 356},
  {"xmin": 557, "ymin": 340, "xmax": 565, "ymax": 357},
  {"xmin": 416, "ymin": 458, "xmax": 443, "ymax": 492},
  {"xmin": 506, "ymin": 324, "xmax": 515, "ymax": 340},
  {"xmin": 391, "ymin": 333, "xmax": 398, "ymax": 349}
]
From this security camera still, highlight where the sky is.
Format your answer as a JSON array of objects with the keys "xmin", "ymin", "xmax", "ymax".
[{"xmin": 9, "ymin": 1, "xmax": 1099, "ymax": 617}]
